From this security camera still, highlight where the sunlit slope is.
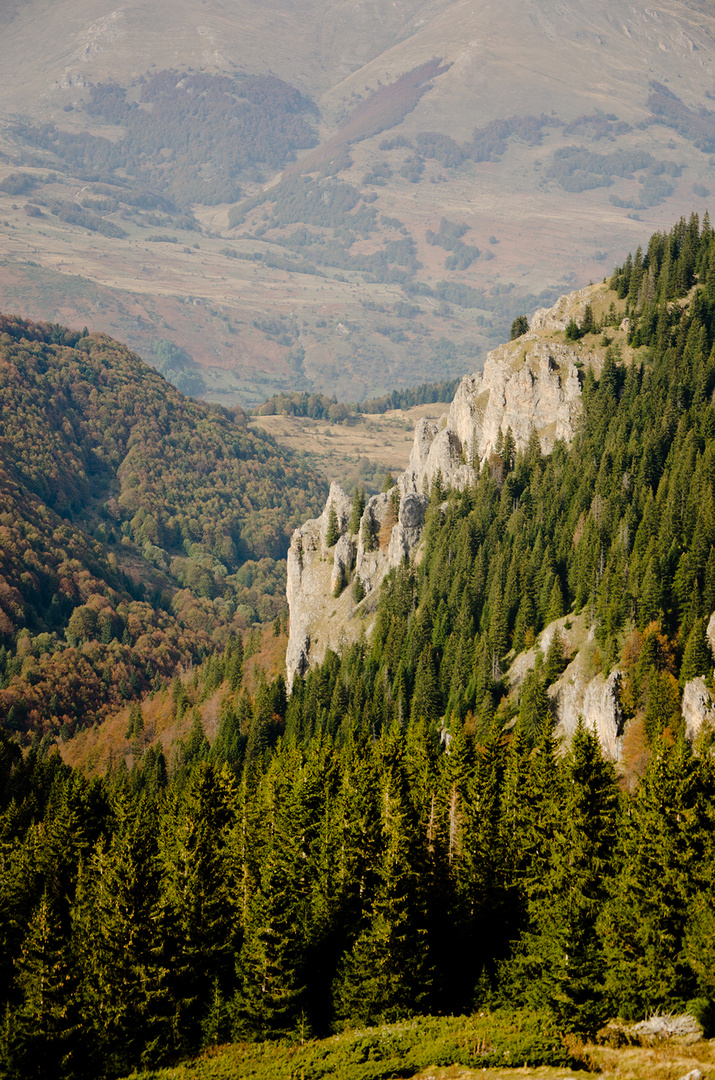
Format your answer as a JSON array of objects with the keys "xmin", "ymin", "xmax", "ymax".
[
  {"xmin": 3, "ymin": 0, "xmax": 714, "ymax": 127},
  {"xmin": 2, "ymin": 2, "xmax": 715, "ymax": 404}
]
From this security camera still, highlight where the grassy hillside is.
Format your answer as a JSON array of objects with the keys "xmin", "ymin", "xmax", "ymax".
[
  {"xmin": 117, "ymin": 1018, "xmax": 715, "ymax": 1080},
  {"xmin": 118, "ymin": 1013, "xmax": 577, "ymax": 1079},
  {"xmin": 0, "ymin": 315, "xmax": 326, "ymax": 738}
]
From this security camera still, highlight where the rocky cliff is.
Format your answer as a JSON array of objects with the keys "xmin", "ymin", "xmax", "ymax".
[
  {"xmin": 285, "ymin": 277, "xmax": 715, "ymax": 757},
  {"xmin": 286, "ymin": 480, "xmax": 429, "ymax": 689},
  {"xmin": 286, "ymin": 282, "xmax": 607, "ymax": 691}
]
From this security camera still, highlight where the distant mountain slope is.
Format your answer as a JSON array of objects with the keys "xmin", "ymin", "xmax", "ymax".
[
  {"xmin": 0, "ymin": 315, "xmax": 326, "ymax": 737},
  {"xmin": 2, "ymin": 0, "xmax": 714, "ymax": 123},
  {"xmin": 2, "ymin": 1, "xmax": 715, "ymax": 403}
]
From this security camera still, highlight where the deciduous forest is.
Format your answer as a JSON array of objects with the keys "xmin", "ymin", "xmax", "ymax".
[{"xmin": 0, "ymin": 317, "xmax": 325, "ymax": 738}]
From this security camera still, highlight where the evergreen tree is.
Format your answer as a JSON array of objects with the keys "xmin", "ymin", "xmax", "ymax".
[
  {"xmin": 601, "ymin": 738, "xmax": 703, "ymax": 1019},
  {"xmin": 73, "ymin": 797, "xmax": 169, "ymax": 1073},
  {"xmin": 680, "ymin": 616, "xmax": 712, "ymax": 686},
  {"xmin": 543, "ymin": 631, "xmax": 567, "ymax": 685},
  {"xmin": 517, "ymin": 668, "xmax": 550, "ymax": 745},
  {"xmin": 332, "ymin": 734, "xmax": 432, "ymax": 1028},
  {"xmin": 348, "ymin": 487, "xmax": 366, "ymax": 535},
  {"xmin": 508, "ymin": 726, "xmax": 618, "ymax": 1032},
  {"xmin": 326, "ymin": 505, "xmax": 340, "ymax": 547},
  {"xmin": 6, "ymin": 892, "xmax": 78, "ymax": 1079},
  {"xmin": 159, "ymin": 763, "xmax": 240, "ymax": 1052},
  {"xmin": 510, "ymin": 315, "xmax": 529, "ymax": 339}
]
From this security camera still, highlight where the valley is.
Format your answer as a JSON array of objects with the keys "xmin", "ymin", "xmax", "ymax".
[
  {"xmin": 4, "ymin": 3, "xmax": 715, "ymax": 1077},
  {"xmin": 249, "ymin": 399, "xmax": 452, "ymax": 490},
  {"xmin": 2, "ymin": 1, "xmax": 715, "ymax": 403},
  {"xmin": 2, "ymin": 212, "xmax": 715, "ymax": 1080}
]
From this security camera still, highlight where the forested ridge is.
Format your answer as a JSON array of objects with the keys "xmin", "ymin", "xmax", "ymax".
[
  {"xmin": 4, "ymin": 215, "xmax": 715, "ymax": 1078},
  {"xmin": 0, "ymin": 316, "xmax": 326, "ymax": 739}
]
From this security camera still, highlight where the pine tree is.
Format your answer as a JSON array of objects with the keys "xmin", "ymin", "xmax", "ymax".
[
  {"xmin": 326, "ymin": 505, "xmax": 340, "ymax": 547},
  {"xmin": 680, "ymin": 616, "xmax": 712, "ymax": 686},
  {"xmin": 7, "ymin": 892, "xmax": 78, "ymax": 1079},
  {"xmin": 159, "ymin": 763, "xmax": 240, "ymax": 1052},
  {"xmin": 73, "ymin": 796, "xmax": 169, "ymax": 1073},
  {"xmin": 348, "ymin": 487, "xmax": 366, "ymax": 535},
  {"xmin": 517, "ymin": 668, "xmax": 550, "ymax": 745},
  {"xmin": 436, "ymin": 726, "xmax": 506, "ymax": 1012},
  {"xmin": 601, "ymin": 738, "xmax": 703, "ymax": 1019},
  {"xmin": 410, "ymin": 645, "xmax": 441, "ymax": 725},
  {"xmin": 683, "ymin": 756, "xmax": 715, "ymax": 1021},
  {"xmin": 233, "ymin": 741, "xmax": 330, "ymax": 1040},
  {"xmin": 546, "ymin": 576, "xmax": 565, "ymax": 621},
  {"xmin": 509, "ymin": 726, "xmax": 618, "ymax": 1032},
  {"xmin": 543, "ymin": 631, "xmax": 567, "ymax": 685},
  {"xmin": 332, "ymin": 734, "xmax": 432, "ymax": 1028}
]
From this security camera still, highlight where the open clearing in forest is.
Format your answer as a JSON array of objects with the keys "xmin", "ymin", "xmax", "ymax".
[{"xmin": 250, "ymin": 401, "xmax": 451, "ymax": 488}]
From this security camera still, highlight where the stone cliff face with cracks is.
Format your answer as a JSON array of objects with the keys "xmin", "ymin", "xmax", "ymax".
[
  {"xmin": 286, "ymin": 284, "xmax": 604, "ymax": 692},
  {"xmin": 285, "ymin": 481, "xmax": 429, "ymax": 690},
  {"xmin": 284, "ymin": 283, "xmax": 715, "ymax": 759}
]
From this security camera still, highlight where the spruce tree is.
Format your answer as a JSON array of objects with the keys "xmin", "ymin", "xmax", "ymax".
[
  {"xmin": 680, "ymin": 616, "xmax": 712, "ymax": 686},
  {"xmin": 543, "ymin": 631, "xmax": 567, "ymax": 685},
  {"xmin": 601, "ymin": 737, "xmax": 703, "ymax": 1019},
  {"xmin": 159, "ymin": 763, "xmax": 240, "ymax": 1051},
  {"xmin": 7, "ymin": 892, "xmax": 78, "ymax": 1079},
  {"xmin": 332, "ymin": 734, "xmax": 432, "ymax": 1028},
  {"xmin": 326, "ymin": 505, "xmax": 340, "ymax": 547},
  {"xmin": 348, "ymin": 487, "xmax": 366, "ymax": 535},
  {"xmin": 73, "ymin": 797, "xmax": 169, "ymax": 1073},
  {"xmin": 508, "ymin": 725, "xmax": 618, "ymax": 1032}
]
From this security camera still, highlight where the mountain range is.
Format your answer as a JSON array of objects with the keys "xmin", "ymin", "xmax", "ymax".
[{"xmin": 2, "ymin": 1, "xmax": 715, "ymax": 403}]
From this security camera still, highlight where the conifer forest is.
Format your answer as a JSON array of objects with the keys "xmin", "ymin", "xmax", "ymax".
[{"xmin": 4, "ymin": 215, "xmax": 715, "ymax": 1078}]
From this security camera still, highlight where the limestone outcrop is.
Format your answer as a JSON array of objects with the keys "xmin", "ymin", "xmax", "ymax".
[
  {"xmin": 401, "ymin": 310, "xmax": 598, "ymax": 496},
  {"xmin": 286, "ymin": 282, "xmax": 607, "ymax": 692},
  {"xmin": 505, "ymin": 615, "xmax": 625, "ymax": 762},
  {"xmin": 552, "ymin": 657, "xmax": 624, "ymax": 763},
  {"xmin": 530, "ymin": 285, "xmax": 595, "ymax": 333},
  {"xmin": 706, "ymin": 610, "xmax": 715, "ymax": 660},
  {"xmin": 286, "ymin": 481, "xmax": 427, "ymax": 689},
  {"xmin": 682, "ymin": 677, "xmax": 715, "ymax": 742}
]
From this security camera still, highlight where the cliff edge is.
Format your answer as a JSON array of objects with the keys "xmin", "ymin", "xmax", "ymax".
[{"xmin": 286, "ymin": 282, "xmax": 606, "ymax": 691}]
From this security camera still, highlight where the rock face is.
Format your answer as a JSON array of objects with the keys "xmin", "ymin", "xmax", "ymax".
[
  {"xmin": 286, "ymin": 283, "xmax": 605, "ymax": 691},
  {"xmin": 552, "ymin": 657, "xmax": 624, "ymax": 763},
  {"xmin": 530, "ymin": 285, "xmax": 596, "ymax": 333},
  {"xmin": 682, "ymin": 677, "xmax": 715, "ymax": 742},
  {"xmin": 286, "ymin": 481, "xmax": 427, "ymax": 690},
  {"xmin": 402, "ymin": 323, "xmax": 594, "ymax": 496},
  {"xmin": 706, "ymin": 610, "xmax": 715, "ymax": 659},
  {"xmin": 506, "ymin": 615, "xmax": 625, "ymax": 762}
]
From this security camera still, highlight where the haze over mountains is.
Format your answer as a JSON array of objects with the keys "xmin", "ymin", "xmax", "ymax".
[{"xmin": 1, "ymin": 0, "xmax": 715, "ymax": 405}]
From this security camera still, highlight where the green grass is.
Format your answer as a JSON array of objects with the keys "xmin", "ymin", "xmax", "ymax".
[{"xmin": 123, "ymin": 1010, "xmax": 575, "ymax": 1080}]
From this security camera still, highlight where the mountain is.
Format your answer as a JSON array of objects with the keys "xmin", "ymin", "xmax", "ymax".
[
  {"xmin": 285, "ymin": 281, "xmax": 601, "ymax": 688},
  {"xmin": 286, "ymin": 212, "xmax": 715, "ymax": 766},
  {"xmin": 0, "ymin": 315, "xmax": 326, "ymax": 738},
  {"xmin": 2, "ymin": 215, "xmax": 715, "ymax": 1079},
  {"xmin": 2, "ymin": 2, "xmax": 715, "ymax": 403}
]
